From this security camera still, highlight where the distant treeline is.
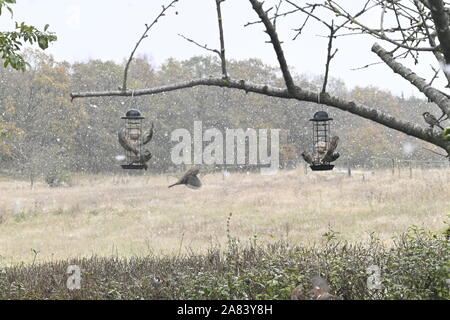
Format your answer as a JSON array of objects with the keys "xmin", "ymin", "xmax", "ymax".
[{"xmin": 0, "ymin": 49, "xmax": 443, "ymax": 181}]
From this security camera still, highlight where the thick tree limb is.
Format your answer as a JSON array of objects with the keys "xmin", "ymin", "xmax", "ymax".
[
  {"xmin": 428, "ymin": 0, "xmax": 450, "ymax": 65},
  {"xmin": 414, "ymin": 0, "xmax": 450, "ymax": 86},
  {"xmin": 249, "ymin": 0, "xmax": 296, "ymax": 94},
  {"xmin": 372, "ymin": 42, "xmax": 450, "ymax": 117},
  {"xmin": 72, "ymin": 79, "xmax": 289, "ymax": 100}
]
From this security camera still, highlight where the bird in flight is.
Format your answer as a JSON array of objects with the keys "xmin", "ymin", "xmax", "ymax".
[{"xmin": 168, "ymin": 168, "xmax": 202, "ymax": 189}]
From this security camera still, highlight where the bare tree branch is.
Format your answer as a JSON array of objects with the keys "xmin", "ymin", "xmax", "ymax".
[
  {"xmin": 216, "ymin": 0, "xmax": 228, "ymax": 79},
  {"xmin": 429, "ymin": 64, "xmax": 441, "ymax": 86},
  {"xmin": 244, "ymin": 8, "xmax": 300, "ymax": 27},
  {"xmin": 178, "ymin": 34, "xmax": 220, "ymax": 55},
  {"xmin": 324, "ymin": 0, "xmax": 438, "ymax": 52},
  {"xmin": 121, "ymin": 0, "xmax": 178, "ymax": 92},
  {"xmin": 428, "ymin": 0, "xmax": 450, "ymax": 65},
  {"xmin": 414, "ymin": 0, "xmax": 450, "ymax": 86},
  {"xmin": 322, "ymin": 21, "xmax": 338, "ymax": 93},
  {"xmin": 249, "ymin": 0, "xmax": 296, "ymax": 94},
  {"xmin": 71, "ymin": 75, "xmax": 448, "ymax": 152},
  {"xmin": 177, "ymin": 0, "xmax": 228, "ymax": 79},
  {"xmin": 372, "ymin": 42, "xmax": 450, "ymax": 116}
]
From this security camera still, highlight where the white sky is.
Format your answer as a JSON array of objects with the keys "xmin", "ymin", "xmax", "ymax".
[{"xmin": 1, "ymin": 0, "xmax": 447, "ymax": 98}]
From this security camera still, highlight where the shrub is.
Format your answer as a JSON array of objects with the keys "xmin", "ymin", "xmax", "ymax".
[{"xmin": 0, "ymin": 228, "xmax": 448, "ymax": 300}]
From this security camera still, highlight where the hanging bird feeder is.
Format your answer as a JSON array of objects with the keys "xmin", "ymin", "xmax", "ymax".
[
  {"xmin": 119, "ymin": 109, "xmax": 147, "ymax": 170},
  {"xmin": 309, "ymin": 111, "xmax": 335, "ymax": 171}
]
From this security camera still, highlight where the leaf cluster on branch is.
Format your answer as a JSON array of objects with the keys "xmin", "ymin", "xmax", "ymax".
[{"xmin": 0, "ymin": 0, "xmax": 57, "ymax": 71}]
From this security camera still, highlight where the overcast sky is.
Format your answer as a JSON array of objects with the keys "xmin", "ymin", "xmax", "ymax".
[{"xmin": 1, "ymin": 0, "xmax": 446, "ymax": 98}]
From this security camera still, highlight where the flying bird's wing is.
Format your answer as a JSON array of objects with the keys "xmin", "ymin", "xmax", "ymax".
[
  {"xmin": 118, "ymin": 128, "xmax": 139, "ymax": 155},
  {"xmin": 141, "ymin": 123, "xmax": 154, "ymax": 145},
  {"xmin": 168, "ymin": 168, "xmax": 201, "ymax": 189},
  {"xmin": 186, "ymin": 175, "xmax": 202, "ymax": 189},
  {"xmin": 186, "ymin": 168, "xmax": 200, "ymax": 176}
]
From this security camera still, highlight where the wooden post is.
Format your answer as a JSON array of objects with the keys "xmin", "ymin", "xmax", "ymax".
[
  {"xmin": 304, "ymin": 162, "xmax": 308, "ymax": 175},
  {"xmin": 347, "ymin": 160, "xmax": 351, "ymax": 177},
  {"xmin": 391, "ymin": 159, "xmax": 395, "ymax": 176},
  {"xmin": 409, "ymin": 161, "xmax": 412, "ymax": 179}
]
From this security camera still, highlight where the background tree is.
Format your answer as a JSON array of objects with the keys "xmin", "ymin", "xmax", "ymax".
[
  {"xmin": 0, "ymin": 0, "xmax": 56, "ymax": 184},
  {"xmin": 1, "ymin": 50, "xmax": 444, "ymax": 179}
]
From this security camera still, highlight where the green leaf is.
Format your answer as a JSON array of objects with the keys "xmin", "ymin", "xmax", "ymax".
[
  {"xmin": 444, "ymin": 127, "xmax": 450, "ymax": 136},
  {"xmin": 6, "ymin": 4, "xmax": 12, "ymax": 17},
  {"xmin": 37, "ymin": 36, "xmax": 48, "ymax": 49}
]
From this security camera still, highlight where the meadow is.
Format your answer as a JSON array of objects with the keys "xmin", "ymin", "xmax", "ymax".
[{"xmin": 0, "ymin": 167, "xmax": 448, "ymax": 266}]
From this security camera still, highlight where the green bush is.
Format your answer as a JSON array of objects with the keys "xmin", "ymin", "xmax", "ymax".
[{"xmin": 0, "ymin": 227, "xmax": 448, "ymax": 300}]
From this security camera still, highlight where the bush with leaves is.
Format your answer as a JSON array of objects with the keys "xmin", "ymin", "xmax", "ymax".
[{"xmin": 0, "ymin": 227, "xmax": 448, "ymax": 300}]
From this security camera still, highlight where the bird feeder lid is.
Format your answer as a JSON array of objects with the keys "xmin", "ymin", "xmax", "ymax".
[
  {"xmin": 310, "ymin": 111, "xmax": 333, "ymax": 122},
  {"xmin": 122, "ymin": 109, "xmax": 145, "ymax": 120}
]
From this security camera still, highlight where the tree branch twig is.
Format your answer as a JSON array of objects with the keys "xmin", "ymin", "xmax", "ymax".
[
  {"xmin": 121, "ymin": 0, "xmax": 178, "ymax": 92},
  {"xmin": 249, "ymin": 0, "xmax": 296, "ymax": 94}
]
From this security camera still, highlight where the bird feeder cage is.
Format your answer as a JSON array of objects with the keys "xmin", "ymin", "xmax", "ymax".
[
  {"xmin": 121, "ymin": 109, "xmax": 146, "ymax": 170},
  {"xmin": 310, "ymin": 111, "xmax": 334, "ymax": 171}
]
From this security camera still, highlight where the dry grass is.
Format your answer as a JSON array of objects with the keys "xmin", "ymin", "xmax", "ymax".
[{"xmin": 0, "ymin": 168, "xmax": 448, "ymax": 265}]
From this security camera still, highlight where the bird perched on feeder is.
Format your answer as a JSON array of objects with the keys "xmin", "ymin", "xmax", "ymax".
[
  {"xmin": 301, "ymin": 152, "xmax": 314, "ymax": 165},
  {"xmin": 168, "ymin": 168, "xmax": 202, "ymax": 189},
  {"xmin": 321, "ymin": 136, "xmax": 340, "ymax": 164},
  {"xmin": 129, "ymin": 149, "xmax": 153, "ymax": 170},
  {"xmin": 327, "ymin": 136, "xmax": 340, "ymax": 154},
  {"xmin": 322, "ymin": 152, "xmax": 340, "ymax": 163},
  {"xmin": 423, "ymin": 112, "xmax": 444, "ymax": 130},
  {"xmin": 140, "ymin": 122, "xmax": 154, "ymax": 145},
  {"xmin": 314, "ymin": 141, "xmax": 327, "ymax": 158},
  {"xmin": 118, "ymin": 124, "xmax": 154, "ymax": 169},
  {"xmin": 118, "ymin": 127, "xmax": 139, "ymax": 155}
]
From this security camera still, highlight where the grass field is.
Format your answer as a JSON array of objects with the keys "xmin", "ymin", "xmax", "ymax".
[{"xmin": 0, "ymin": 167, "xmax": 449, "ymax": 265}]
